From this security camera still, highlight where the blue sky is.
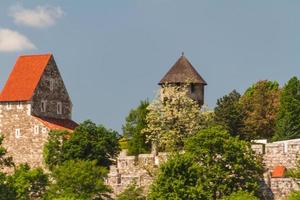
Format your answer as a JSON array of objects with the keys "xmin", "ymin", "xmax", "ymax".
[{"xmin": 0, "ymin": 1, "xmax": 300, "ymax": 132}]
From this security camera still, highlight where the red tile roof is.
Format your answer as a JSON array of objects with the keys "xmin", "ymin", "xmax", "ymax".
[
  {"xmin": 34, "ymin": 116, "xmax": 78, "ymax": 131},
  {"xmin": 0, "ymin": 54, "xmax": 52, "ymax": 102},
  {"xmin": 271, "ymin": 165, "xmax": 286, "ymax": 178}
]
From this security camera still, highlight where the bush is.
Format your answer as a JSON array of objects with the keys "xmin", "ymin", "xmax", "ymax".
[{"xmin": 221, "ymin": 191, "xmax": 259, "ymax": 200}]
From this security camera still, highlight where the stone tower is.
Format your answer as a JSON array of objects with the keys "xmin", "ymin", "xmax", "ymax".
[
  {"xmin": 0, "ymin": 54, "xmax": 77, "ymax": 168},
  {"xmin": 159, "ymin": 54, "xmax": 207, "ymax": 106}
]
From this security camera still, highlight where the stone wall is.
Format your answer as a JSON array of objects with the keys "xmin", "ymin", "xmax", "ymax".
[
  {"xmin": 252, "ymin": 139, "xmax": 300, "ymax": 170},
  {"xmin": 31, "ymin": 56, "xmax": 72, "ymax": 120},
  {"xmin": 108, "ymin": 140, "xmax": 300, "ymax": 199},
  {"xmin": 0, "ymin": 103, "xmax": 50, "ymax": 168},
  {"xmin": 107, "ymin": 151, "xmax": 167, "ymax": 197}
]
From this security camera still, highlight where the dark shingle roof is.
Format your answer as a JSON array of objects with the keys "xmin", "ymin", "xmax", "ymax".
[{"xmin": 159, "ymin": 55, "xmax": 207, "ymax": 85}]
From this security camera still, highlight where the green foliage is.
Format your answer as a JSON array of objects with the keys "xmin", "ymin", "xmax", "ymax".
[
  {"xmin": 240, "ymin": 80, "xmax": 280, "ymax": 140},
  {"xmin": 123, "ymin": 100, "xmax": 151, "ymax": 155},
  {"xmin": 0, "ymin": 135, "xmax": 14, "ymax": 169},
  {"xmin": 119, "ymin": 137, "xmax": 128, "ymax": 150},
  {"xmin": 44, "ymin": 160, "xmax": 111, "ymax": 200},
  {"xmin": 148, "ymin": 153, "xmax": 207, "ymax": 200},
  {"xmin": 44, "ymin": 120, "xmax": 120, "ymax": 169},
  {"xmin": 184, "ymin": 126, "xmax": 263, "ymax": 199},
  {"xmin": 274, "ymin": 76, "xmax": 300, "ymax": 141},
  {"xmin": 0, "ymin": 135, "xmax": 16, "ymax": 200},
  {"xmin": 0, "ymin": 173, "xmax": 16, "ymax": 200},
  {"xmin": 285, "ymin": 190, "xmax": 300, "ymax": 200},
  {"xmin": 221, "ymin": 191, "xmax": 259, "ymax": 200},
  {"xmin": 116, "ymin": 181, "xmax": 145, "ymax": 200},
  {"xmin": 8, "ymin": 164, "xmax": 48, "ymax": 200},
  {"xmin": 214, "ymin": 90, "xmax": 245, "ymax": 138},
  {"xmin": 143, "ymin": 85, "xmax": 202, "ymax": 151}
]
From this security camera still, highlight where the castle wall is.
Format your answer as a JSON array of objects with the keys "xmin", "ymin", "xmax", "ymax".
[
  {"xmin": 31, "ymin": 57, "xmax": 72, "ymax": 119},
  {"xmin": 0, "ymin": 102, "xmax": 49, "ymax": 168},
  {"xmin": 108, "ymin": 140, "xmax": 300, "ymax": 199}
]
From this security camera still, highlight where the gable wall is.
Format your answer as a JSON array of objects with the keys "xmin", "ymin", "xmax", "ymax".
[
  {"xmin": 0, "ymin": 102, "xmax": 49, "ymax": 168},
  {"xmin": 31, "ymin": 57, "xmax": 72, "ymax": 119}
]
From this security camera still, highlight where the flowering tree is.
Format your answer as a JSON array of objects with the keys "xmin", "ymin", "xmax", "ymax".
[{"xmin": 142, "ymin": 85, "xmax": 202, "ymax": 152}]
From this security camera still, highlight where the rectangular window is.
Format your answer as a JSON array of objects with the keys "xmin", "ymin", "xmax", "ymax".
[
  {"xmin": 57, "ymin": 102, "xmax": 62, "ymax": 114},
  {"xmin": 6, "ymin": 103, "xmax": 11, "ymax": 110},
  {"xmin": 34, "ymin": 125, "xmax": 39, "ymax": 135},
  {"xmin": 41, "ymin": 100, "xmax": 47, "ymax": 112},
  {"xmin": 50, "ymin": 78, "xmax": 55, "ymax": 91},
  {"xmin": 190, "ymin": 84, "xmax": 195, "ymax": 93},
  {"xmin": 17, "ymin": 101, "xmax": 23, "ymax": 109},
  {"xmin": 15, "ymin": 129, "xmax": 21, "ymax": 139}
]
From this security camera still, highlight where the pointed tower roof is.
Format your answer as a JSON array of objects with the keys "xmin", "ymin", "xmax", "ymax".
[
  {"xmin": 0, "ymin": 53, "xmax": 52, "ymax": 102},
  {"xmin": 159, "ymin": 55, "xmax": 207, "ymax": 85}
]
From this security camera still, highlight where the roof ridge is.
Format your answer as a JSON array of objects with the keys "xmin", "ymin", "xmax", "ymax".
[{"xmin": 19, "ymin": 53, "xmax": 52, "ymax": 57}]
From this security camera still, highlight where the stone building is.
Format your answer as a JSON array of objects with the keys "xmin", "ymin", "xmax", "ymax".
[
  {"xmin": 159, "ymin": 54, "xmax": 207, "ymax": 106},
  {"xmin": 0, "ymin": 53, "xmax": 77, "ymax": 168}
]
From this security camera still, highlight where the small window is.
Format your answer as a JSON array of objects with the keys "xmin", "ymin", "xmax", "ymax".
[
  {"xmin": 57, "ymin": 102, "xmax": 62, "ymax": 115},
  {"xmin": 42, "ymin": 128, "xmax": 47, "ymax": 134},
  {"xmin": 6, "ymin": 103, "xmax": 11, "ymax": 110},
  {"xmin": 41, "ymin": 100, "xmax": 47, "ymax": 112},
  {"xmin": 15, "ymin": 129, "xmax": 21, "ymax": 139},
  {"xmin": 34, "ymin": 125, "xmax": 39, "ymax": 135},
  {"xmin": 50, "ymin": 78, "xmax": 55, "ymax": 91},
  {"xmin": 191, "ymin": 84, "xmax": 195, "ymax": 93},
  {"xmin": 17, "ymin": 101, "xmax": 23, "ymax": 109}
]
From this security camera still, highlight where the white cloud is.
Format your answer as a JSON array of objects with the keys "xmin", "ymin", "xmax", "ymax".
[
  {"xmin": 10, "ymin": 4, "xmax": 64, "ymax": 28},
  {"xmin": 0, "ymin": 28, "xmax": 36, "ymax": 52}
]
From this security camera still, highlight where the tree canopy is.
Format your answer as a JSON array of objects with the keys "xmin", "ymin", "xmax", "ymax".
[
  {"xmin": 44, "ymin": 120, "xmax": 120, "ymax": 169},
  {"xmin": 44, "ymin": 160, "xmax": 111, "ymax": 200},
  {"xmin": 274, "ymin": 76, "xmax": 300, "ymax": 141},
  {"xmin": 214, "ymin": 90, "xmax": 244, "ymax": 138},
  {"xmin": 148, "ymin": 126, "xmax": 263, "ymax": 200},
  {"xmin": 240, "ymin": 80, "xmax": 280, "ymax": 140},
  {"xmin": 142, "ymin": 85, "xmax": 202, "ymax": 151},
  {"xmin": 122, "ymin": 100, "xmax": 151, "ymax": 155},
  {"xmin": 184, "ymin": 126, "xmax": 263, "ymax": 199}
]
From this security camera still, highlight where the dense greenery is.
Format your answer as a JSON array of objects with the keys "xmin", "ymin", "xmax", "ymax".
[
  {"xmin": 44, "ymin": 160, "xmax": 110, "ymax": 200},
  {"xmin": 274, "ymin": 76, "xmax": 300, "ymax": 141},
  {"xmin": 221, "ymin": 191, "xmax": 259, "ymax": 200},
  {"xmin": 122, "ymin": 100, "xmax": 151, "ymax": 155},
  {"xmin": 285, "ymin": 190, "xmax": 300, "ymax": 200},
  {"xmin": 214, "ymin": 90, "xmax": 244, "ymax": 138},
  {"xmin": 143, "ymin": 85, "xmax": 202, "ymax": 151},
  {"xmin": 148, "ymin": 126, "xmax": 263, "ymax": 200},
  {"xmin": 116, "ymin": 181, "xmax": 146, "ymax": 200},
  {"xmin": 8, "ymin": 164, "xmax": 48, "ymax": 200},
  {"xmin": 44, "ymin": 120, "xmax": 120, "ymax": 169},
  {"xmin": 148, "ymin": 153, "xmax": 206, "ymax": 200},
  {"xmin": 240, "ymin": 80, "xmax": 280, "ymax": 140}
]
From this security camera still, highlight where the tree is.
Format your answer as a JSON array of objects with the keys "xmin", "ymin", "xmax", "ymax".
[
  {"xmin": 142, "ymin": 85, "xmax": 202, "ymax": 151},
  {"xmin": 240, "ymin": 80, "xmax": 280, "ymax": 140},
  {"xmin": 122, "ymin": 100, "xmax": 151, "ymax": 155},
  {"xmin": 0, "ymin": 135, "xmax": 15, "ymax": 200},
  {"xmin": 221, "ymin": 191, "xmax": 259, "ymax": 200},
  {"xmin": 148, "ymin": 153, "xmax": 207, "ymax": 200},
  {"xmin": 44, "ymin": 160, "xmax": 111, "ymax": 200},
  {"xmin": 285, "ymin": 190, "xmax": 300, "ymax": 200},
  {"xmin": 8, "ymin": 164, "xmax": 48, "ymax": 200},
  {"xmin": 274, "ymin": 77, "xmax": 300, "ymax": 141},
  {"xmin": 116, "ymin": 181, "xmax": 145, "ymax": 200},
  {"xmin": 214, "ymin": 90, "xmax": 245, "ymax": 138},
  {"xmin": 44, "ymin": 120, "xmax": 120, "ymax": 169},
  {"xmin": 184, "ymin": 126, "xmax": 263, "ymax": 199}
]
